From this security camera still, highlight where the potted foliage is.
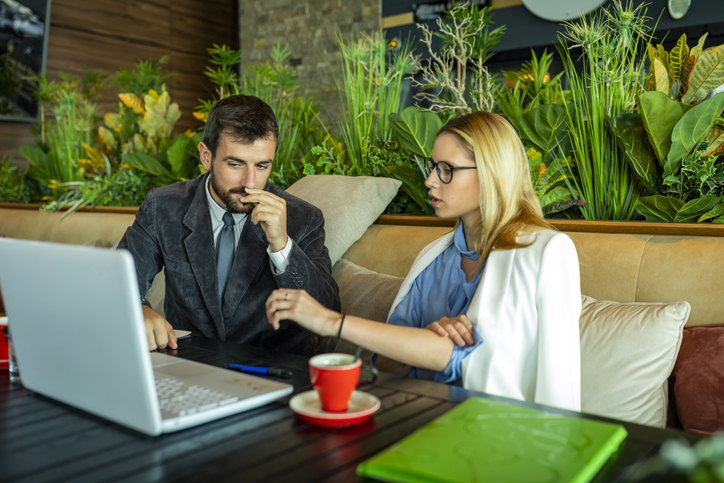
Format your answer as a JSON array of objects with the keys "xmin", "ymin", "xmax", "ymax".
[{"xmin": 610, "ymin": 33, "xmax": 724, "ymax": 222}]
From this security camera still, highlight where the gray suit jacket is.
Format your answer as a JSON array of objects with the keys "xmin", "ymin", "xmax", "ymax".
[{"xmin": 117, "ymin": 174, "xmax": 340, "ymax": 356}]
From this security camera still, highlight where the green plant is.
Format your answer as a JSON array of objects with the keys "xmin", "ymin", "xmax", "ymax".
[
  {"xmin": 629, "ymin": 434, "xmax": 724, "ymax": 482},
  {"xmin": 122, "ymin": 131, "xmax": 203, "ymax": 187},
  {"xmin": 197, "ymin": 43, "xmax": 327, "ymax": 188},
  {"xmin": 645, "ymin": 32, "xmax": 724, "ymax": 105},
  {"xmin": 43, "ymin": 167, "xmax": 153, "ymax": 217},
  {"xmin": 496, "ymin": 49, "xmax": 568, "ymax": 132},
  {"xmin": 556, "ymin": 0, "xmax": 653, "ymax": 220},
  {"xmin": 336, "ymin": 31, "xmax": 414, "ymax": 171},
  {"xmin": 610, "ymin": 90, "xmax": 724, "ymax": 222},
  {"xmin": 111, "ymin": 56, "xmax": 175, "ymax": 98},
  {"xmin": 19, "ymin": 73, "xmax": 100, "ymax": 201},
  {"xmin": 0, "ymin": 157, "xmax": 31, "ymax": 203},
  {"xmin": 526, "ymin": 148, "xmax": 584, "ymax": 216},
  {"xmin": 410, "ymin": 2, "xmax": 504, "ymax": 116}
]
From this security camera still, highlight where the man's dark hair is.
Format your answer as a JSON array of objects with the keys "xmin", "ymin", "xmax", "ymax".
[{"xmin": 202, "ymin": 95, "xmax": 279, "ymax": 159}]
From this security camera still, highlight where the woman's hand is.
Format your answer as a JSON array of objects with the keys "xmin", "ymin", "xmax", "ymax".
[
  {"xmin": 426, "ymin": 315, "xmax": 475, "ymax": 347},
  {"xmin": 266, "ymin": 289, "xmax": 341, "ymax": 336}
]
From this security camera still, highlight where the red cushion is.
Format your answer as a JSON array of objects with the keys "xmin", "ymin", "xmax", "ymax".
[{"xmin": 673, "ymin": 326, "xmax": 724, "ymax": 435}]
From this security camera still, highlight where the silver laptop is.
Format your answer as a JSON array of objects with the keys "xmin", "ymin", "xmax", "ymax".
[{"xmin": 0, "ymin": 238, "xmax": 293, "ymax": 436}]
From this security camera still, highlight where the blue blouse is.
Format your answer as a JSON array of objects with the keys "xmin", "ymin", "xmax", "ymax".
[{"xmin": 378, "ymin": 223, "xmax": 484, "ymax": 384}]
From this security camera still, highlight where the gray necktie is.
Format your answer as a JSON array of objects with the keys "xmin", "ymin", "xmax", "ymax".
[{"xmin": 216, "ymin": 212, "xmax": 235, "ymax": 297}]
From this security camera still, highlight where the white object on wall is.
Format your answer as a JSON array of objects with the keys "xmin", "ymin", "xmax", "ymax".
[{"xmin": 521, "ymin": 0, "xmax": 607, "ymax": 22}]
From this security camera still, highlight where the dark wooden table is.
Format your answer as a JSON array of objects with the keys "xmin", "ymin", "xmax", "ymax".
[{"xmin": 0, "ymin": 336, "xmax": 700, "ymax": 483}]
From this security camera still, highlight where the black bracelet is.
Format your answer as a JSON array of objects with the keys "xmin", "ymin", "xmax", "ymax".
[{"xmin": 337, "ymin": 314, "xmax": 346, "ymax": 339}]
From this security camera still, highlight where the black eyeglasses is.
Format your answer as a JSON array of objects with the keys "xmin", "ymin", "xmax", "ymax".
[{"xmin": 425, "ymin": 158, "xmax": 476, "ymax": 184}]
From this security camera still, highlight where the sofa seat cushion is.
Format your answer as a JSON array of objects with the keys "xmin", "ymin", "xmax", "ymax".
[
  {"xmin": 580, "ymin": 295, "xmax": 690, "ymax": 427},
  {"xmin": 672, "ymin": 325, "xmax": 724, "ymax": 435}
]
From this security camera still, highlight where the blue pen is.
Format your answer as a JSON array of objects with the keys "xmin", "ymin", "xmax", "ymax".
[{"xmin": 226, "ymin": 363, "xmax": 292, "ymax": 378}]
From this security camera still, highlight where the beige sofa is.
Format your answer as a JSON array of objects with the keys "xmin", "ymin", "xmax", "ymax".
[{"xmin": 1, "ymin": 206, "xmax": 721, "ymax": 431}]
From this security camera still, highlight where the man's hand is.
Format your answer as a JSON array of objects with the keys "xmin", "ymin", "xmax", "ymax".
[
  {"xmin": 142, "ymin": 305, "xmax": 177, "ymax": 351},
  {"xmin": 244, "ymin": 188, "xmax": 288, "ymax": 252},
  {"xmin": 426, "ymin": 315, "xmax": 475, "ymax": 347}
]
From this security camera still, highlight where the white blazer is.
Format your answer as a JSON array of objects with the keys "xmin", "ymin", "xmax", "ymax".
[{"xmin": 387, "ymin": 229, "xmax": 582, "ymax": 412}]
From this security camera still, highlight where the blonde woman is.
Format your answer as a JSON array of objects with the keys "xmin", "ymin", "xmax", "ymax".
[{"xmin": 266, "ymin": 112, "xmax": 581, "ymax": 411}]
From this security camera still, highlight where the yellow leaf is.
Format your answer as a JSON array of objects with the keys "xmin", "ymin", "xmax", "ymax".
[
  {"xmin": 647, "ymin": 43, "xmax": 657, "ymax": 62},
  {"xmin": 104, "ymin": 112, "xmax": 120, "ymax": 130},
  {"xmin": 121, "ymin": 163, "xmax": 133, "ymax": 169},
  {"xmin": 193, "ymin": 111, "xmax": 208, "ymax": 122},
  {"xmin": 98, "ymin": 126, "xmax": 116, "ymax": 153},
  {"xmin": 656, "ymin": 44, "xmax": 669, "ymax": 72},
  {"xmin": 184, "ymin": 129, "xmax": 194, "ymax": 137},
  {"xmin": 82, "ymin": 143, "xmax": 104, "ymax": 167},
  {"xmin": 133, "ymin": 133, "xmax": 146, "ymax": 153},
  {"xmin": 119, "ymin": 93, "xmax": 145, "ymax": 115},
  {"xmin": 146, "ymin": 137, "xmax": 158, "ymax": 156},
  {"xmin": 690, "ymin": 32, "xmax": 708, "ymax": 60},
  {"xmin": 652, "ymin": 58, "xmax": 670, "ymax": 94},
  {"xmin": 669, "ymin": 34, "xmax": 689, "ymax": 83},
  {"xmin": 681, "ymin": 55, "xmax": 696, "ymax": 97},
  {"xmin": 704, "ymin": 126, "xmax": 724, "ymax": 158}
]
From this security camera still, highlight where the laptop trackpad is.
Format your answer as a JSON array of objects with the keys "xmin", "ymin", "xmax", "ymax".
[{"xmin": 155, "ymin": 360, "xmax": 217, "ymax": 379}]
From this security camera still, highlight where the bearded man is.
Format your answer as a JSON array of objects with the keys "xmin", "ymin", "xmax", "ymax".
[{"xmin": 117, "ymin": 95, "xmax": 340, "ymax": 356}]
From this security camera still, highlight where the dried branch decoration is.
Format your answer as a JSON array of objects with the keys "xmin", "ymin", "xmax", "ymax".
[{"xmin": 410, "ymin": 3, "xmax": 503, "ymax": 115}]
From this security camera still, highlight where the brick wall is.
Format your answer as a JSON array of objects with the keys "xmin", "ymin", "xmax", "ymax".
[{"xmin": 239, "ymin": 0, "xmax": 381, "ymax": 130}]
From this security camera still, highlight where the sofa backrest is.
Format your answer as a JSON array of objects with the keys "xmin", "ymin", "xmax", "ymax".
[
  {"xmin": 0, "ymin": 208, "xmax": 135, "ymax": 248},
  {"xmin": 2, "ymin": 207, "xmax": 721, "ymax": 327},
  {"xmin": 340, "ymin": 225, "xmax": 723, "ymax": 327}
]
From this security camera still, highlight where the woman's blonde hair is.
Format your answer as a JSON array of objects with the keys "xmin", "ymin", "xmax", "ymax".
[{"xmin": 438, "ymin": 111, "xmax": 551, "ymax": 268}]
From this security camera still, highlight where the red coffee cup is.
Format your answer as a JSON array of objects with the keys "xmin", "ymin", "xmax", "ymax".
[{"xmin": 309, "ymin": 353, "xmax": 365, "ymax": 412}]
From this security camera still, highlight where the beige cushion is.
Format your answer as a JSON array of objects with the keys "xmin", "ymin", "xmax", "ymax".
[
  {"xmin": 286, "ymin": 175, "xmax": 401, "ymax": 266},
  {"xmin": 580, "ymin": 295, "xmax": 690, "ymax": 427},
  {"xmin": 332, "ymin": 259, "xmax": 403, "ymax": 323},
  {"xmin": 321, "ymin": 259, "xmax": 403, "ymax": 359}
]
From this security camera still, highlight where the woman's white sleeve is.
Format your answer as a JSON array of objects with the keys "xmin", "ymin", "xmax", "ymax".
[{"xmin": 533, "ymin": 233, "xmax": 582, "ymax": 411}]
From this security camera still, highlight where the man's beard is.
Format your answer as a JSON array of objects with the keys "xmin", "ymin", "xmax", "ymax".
[{"xmin": 209, "ymin": 165, "xmax": 267, "ymax": 214}]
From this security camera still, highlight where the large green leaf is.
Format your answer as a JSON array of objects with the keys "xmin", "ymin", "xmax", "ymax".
[
  {"xmin": 389, "ymin": 106, "xmax": 442, "ymax": 158},
  {"xmin": 519, "ymin": 104, "xmax": 568, "ymax": 162},
  {"xmin": 380, "ymin": 165, "xmax": 431, "ymax": 215},
  {"xmin": 608, "ymin": 113, "xmax": 658, "ymax": 193},
  {"xmin": 18, "ymin": 145, "xmax": 51, "ymax": 183},
  {"xmin": 667, "ymin": 91, "xmax": 724, "ymax": 176},
  {"xmin": 539, "ymin": 186, "xmax": 571, "ymax": 208},
  {"xmin": 674, "ymin": 195, "xmax": 721, "ymax": 223},
  {"xmin": 166, "ymin": 135, "xmax": 190, "ymax": 175},
  {"xmin": 699, "ymin": 202, "xmax": 724, "ymax": 222},
  {"xmin": 635, "ymin": 195, "xmax": 683, "ymax": 222},
  {"xmin": 18, "ymin": 145, "xmax": 50, "ymax": 170},
  {"xmin": 638, "ymin": 91, "xmax": 689, "ymax": 166},
  {"xmin": 682, "ymin": 44, "xmax": 724, "ymax": 104},
  {"xmin": 123, "ymin": 152, "xmax": 169, "ymax": 177}
]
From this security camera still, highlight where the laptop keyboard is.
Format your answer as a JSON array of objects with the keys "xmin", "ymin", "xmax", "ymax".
[{"xmin": 156, "ymin": 377, "xmax": 239, "ymax": 417}]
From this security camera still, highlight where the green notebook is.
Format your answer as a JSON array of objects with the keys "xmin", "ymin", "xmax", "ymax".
[{"xmin": 357, "ymin": 397, "xmax": 627, "ymax": 483}]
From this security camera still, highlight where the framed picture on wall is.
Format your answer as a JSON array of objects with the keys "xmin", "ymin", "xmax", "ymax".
[{"xmin": 0, "ymin": 0, "xmax": 51, "ymax": 122}]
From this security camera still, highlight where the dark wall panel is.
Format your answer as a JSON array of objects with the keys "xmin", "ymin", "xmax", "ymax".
[{"xmin": 0, "ymin": 0, "xmax": 237, "ymax": 161}]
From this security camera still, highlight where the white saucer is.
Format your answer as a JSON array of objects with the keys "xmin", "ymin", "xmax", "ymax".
[{"xmin": 289, "ymin": 390, "xmax": 381, "ymax": 427}]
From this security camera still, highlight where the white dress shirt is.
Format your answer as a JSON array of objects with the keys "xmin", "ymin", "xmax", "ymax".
[{"xmin": 205, "ymin": 177, "xmax": 292, "ymax": 273}]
